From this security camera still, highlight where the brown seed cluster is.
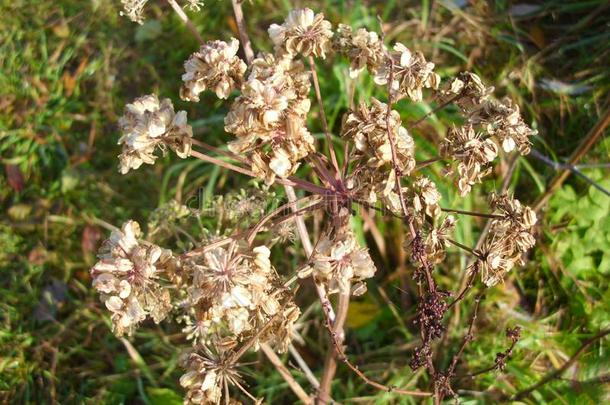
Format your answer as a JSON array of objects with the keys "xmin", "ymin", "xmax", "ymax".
[
  {"xmin": 90, "ymin": 221, "xmax": 174, "ymax": 336},
  {"xmin": 476, "ymin": 194, "xmax": 537, "ymax": 286},
  {"xmin": 181, "ymin": 38, "xmax": 247, "ymax": 101},
  {"xmin": 225, "ymin": 53, "xmax": 314, "ymax": 183},
  {"xmin": 268, "ymin": 8, "xmax": 333, "ymax": 58},
  {"xmin": 117, "ymin": 94, "xmax": 192, "ymax": 174}
]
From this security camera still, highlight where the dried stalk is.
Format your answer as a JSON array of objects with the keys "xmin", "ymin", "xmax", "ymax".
[
  {"xmin": 261, "ymin": 343, "xmax": 312, "ymax": 405},
  {"xmin": 533, "ymin": 107, "xmax": 610, "ymax": 212},
  {"xmin": 308, "ymin": 56, "xmax": 341, "ymax": 175},
  {"xmin": 317, "ymin": 288, "xmax": 350, "ymax": 404},
  {"xmin": 165, "ymin": 0, "xmax": 204, "ymax": 45},
  {"xmin": 230, "ymin": 0, "xmax": 254, "ymax": 63},
  {"xmin": 320, "ymin": 297, "xmax": 433, "ymax": 398}
]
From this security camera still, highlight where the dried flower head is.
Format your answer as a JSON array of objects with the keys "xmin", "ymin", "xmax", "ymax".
[
  {"xmin": 91, "ymin": 220, "xmax": 172, "ymax": 335},
  {"xmin": 479, "ymin": 98, "xmax": 535, "ymax": 154},
  {"xmin": 181, "ymin": 38, "xmax": 247, "ymax": 101},
  {"xmin": 343, "ymin": 98, "xmax": 415, "ymax": 173},
  {"xmin": 118, "ymin": 94, "xmax": 193, "ymax": 174},
  {"xmin": 302, "ymin": 232, "xmax": 377, "ymax": 294},
  {"xmin": 375, "ymin": 43, "xmax": 440, "ymax": 101},
  {"xmin": 440, "ymin": 124, "xmax": 498, "ymax": 196},
  {"xmin": 179, "ymin": 348, "xmax": 244, "ymax": 405},
  {"xmin": 120, "ymin": 0, "xmax": 148, "ymax": 24},
  {"xmin": 225, "ymin": 53, "xmax": 314, "ymax": 182},
  {"xmin": 334, "ymin": 24, "xmax": 385, "ymax": 78},
  {"xmin": 474, "ymin": 194, "xmax": 536, "ymax": 286},
  {"xmin": 424, "ymin": 215, "xmax": 457, "ymax": 264},
  {"xmin": 184, "ymin": 243, "xmax": 298, "ymax": 351},
  {"xmin": 268, "ymin": 8, "xmax": 333, "ymax": 58}
]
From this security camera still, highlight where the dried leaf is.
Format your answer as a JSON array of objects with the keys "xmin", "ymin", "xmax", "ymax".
[{"xmin": 5, "ymin": 164, "xmax": 24, "ymax": 192}]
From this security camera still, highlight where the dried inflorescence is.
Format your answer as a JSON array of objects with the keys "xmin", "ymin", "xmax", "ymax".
[
  {"xmin": 334, "ymin": 24, "xmax": 385, "ymax": 78},
  {"xmin": 225, "ymin": 53, "xmax": 314, "ymax": 182},
  {"xmin": 269, "ymin": 8, "xmax": 333, "ymax": 58},
  {"xmin": 98, "ymin": 5, "xmax": 540, "ymax": 403},
  {"xmin": 375, "ymin": 43, "xmax": 441, "ymax": 101},
  {"xmin": 299, "ymin": 231, "xmax": 376, "ymax": 295},
  {"xmin": 181, "ymin": 38, "xmax": 247, "ymax": 101},
  {"xmin": 475, "ymin": 193, "xmax": 537, "ymax": 286},
  {"xmin": 179, "ymin": 348, "xmax": 244, "ymax": 405},
  {"xmin": 90, "ymin": 221, "xmax": 173, "ymax": 336},
  {"xmin": 117, "ymin": 94, "xmax": 193, "ymax": 174},
  {"xmin": 440, "ymin": 124, "xmax": 498, "ymax": 196},
  {"xmin": 183, "ymin": 243, "xmax": 299, "ymax": 352}
]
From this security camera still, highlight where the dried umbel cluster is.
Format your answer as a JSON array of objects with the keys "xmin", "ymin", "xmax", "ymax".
[
  {"xmin": 95, "ymin": 5, "xmax": 538, "ymax": 404},
  {"xmin": 117, "ymin": 94, "xmax": 192, "ymax": 174}
]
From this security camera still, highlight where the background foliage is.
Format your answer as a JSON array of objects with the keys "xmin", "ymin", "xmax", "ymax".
[{"xmin": 1, "ymin": 0, "xmax": 609, "ymax": 403}]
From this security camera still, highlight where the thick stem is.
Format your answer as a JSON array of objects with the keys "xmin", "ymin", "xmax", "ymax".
[
  {"xmin": 166, "ymin": 0, "xmax": 205, "ymax": 45},
  {"xmin": 261, "ymin": 343, "xmax": 312, "ymax": 405},
  {"xmin": 230, "ymin": 0, "xmax": 254, "ymax": 63}
]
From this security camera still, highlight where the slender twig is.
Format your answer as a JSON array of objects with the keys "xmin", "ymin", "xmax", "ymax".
[
  {"xmin": 446, "ymin": 265, "xmax": 479, "ymax": 311},
  {"xmin": 317, "ymin": 289, "xmax": 350, "ymax": 404},
  {"xmin": 319, "ymin": 298, "xmax": 433, "ymax": 398},
  {"xmin": 308, "ymin": 56, "xmax": 341, "ymax": 176},
  {"xmin": 289, "ymin": 344, "xmax": 320, "ymax": 389},
  {"xmin": 190, "ymin": 149, "xmax": 328, "ymax": 195},
  {"xmin": 408, "ymin": 92, "xmax": 463, "ymax": 129},
  {"xmin": 191, "ymin": 139, "xmax": 249, "ymax": 165},
  {"xmin": 415, "ymin": 157, "xmax": 444, "ymax": 170},
  {"xmin": 533, "ymin": 108, "xmax": 610, "ymax": 212},
  {"xmin": 246, "ymin": 196, "xmax": 322, "ymax": 244},
  {"xmin": 447, "ymin": 296, "xmax": 482, "ymax": 378},
  {"xmin": 230, "ymin": 0, "xmax": 254, "ymax": 63},
  {"xmin": 529, "ymin": 149, "xmax": 610, "ymax": 198},
  {"xmin": 165, "ymin": 0, "xmax": 204, "ymax": 45},
  {"xmin": 441, "ymin": 208, "xmax": 504, "ymax": 219},
  {"xmin": 447, "ymin": 239, "xmax": 482, "ymax": 259},
  {"xmin": 261, "ymin": 343, "xmax": 312, "ymax": 405},
  {"xmin": 511, "ymin": 329, "xmax": 610, "ymax": 400}
]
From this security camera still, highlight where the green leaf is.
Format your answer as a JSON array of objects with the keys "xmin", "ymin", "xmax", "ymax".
[{"xmin": 146, "ymin": 388, "xmax": 183, "ymax": 405}]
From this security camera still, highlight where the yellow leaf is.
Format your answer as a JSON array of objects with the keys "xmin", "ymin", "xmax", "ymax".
[{"xmin": 346, "ymin": 299, "xmax": 382, "ymax": 329}]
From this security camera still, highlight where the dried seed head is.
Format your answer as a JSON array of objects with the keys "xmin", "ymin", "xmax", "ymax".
[
  {"xmin": 184, "ymin": 243, "xmax": 298, "ymax": 351},
  {"xmin": 374, "ymin": 43, "xmax": 440, "ymax": 101},
  {"xmin": 310, "ymin": 232, "xmax": 377, "ymax": 295},
  {"xmin": 334, "ymin": 24, "xmax": 386, "ymax": 78},
  {"xmin": 225, "ymin": 53, "xmax": 314, "ymax": 183},
  {"xmin": 118, "ymin": 94, "xmax": 192, "ymax": 174},
  {"xmin": 180, "ymin": 348, "xmax": 244, "ymax": 405},
  {"xmin": 91, "ymin": 220, "xmax": 173, "ymax": 335},
  {"xmin": 181, "ymin": 38, "xmax": 247, "ymax": 101},
  {"xmin": 424, "ymin": 215, "xmax": 457, "ymax": 264},
  {"xmin": 440, "ymin": 124, "xmax": 498, "ymax": 196},
  {"xmin": 268, "ymin": 8, "xmax": 333, "ymax": 58},
  {"xmin": 120, "ymin": 0, "xmax": 148, "ymax": 24}
]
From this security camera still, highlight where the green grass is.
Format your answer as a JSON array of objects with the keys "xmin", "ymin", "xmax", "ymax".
[{"xmin": 1, "ymin": 0, "xmax": 609, "ymax": 403}]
